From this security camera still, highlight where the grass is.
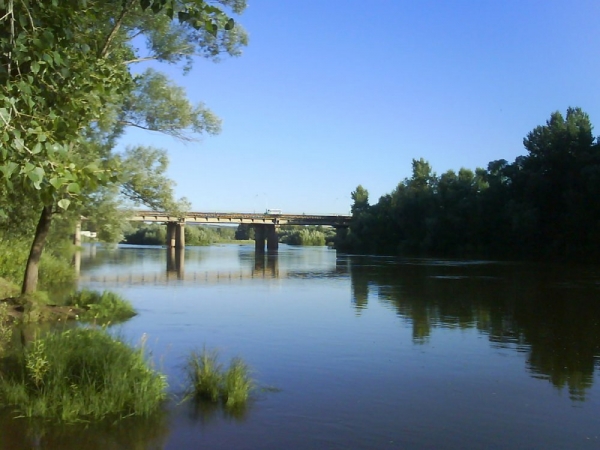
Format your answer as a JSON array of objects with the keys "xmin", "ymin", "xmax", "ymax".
[
  {"xmin": 0, "ymin": 328, "xmax": 167, "ymax": 421},
  {"xmin": 65, "ymin": 289, "xmax": 136, "ymax": 323},
  {"xmin": 0, "ymin": 303, "xmax": 12, "ymax": 355},
  {"xmin": 185, "ymin": 348, "xmax": 254, "ymax": 411}
]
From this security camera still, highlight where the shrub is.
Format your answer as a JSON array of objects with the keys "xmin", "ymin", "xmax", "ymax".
[{"xmin": 0, "ymin": 328, "xmax": 167, "ymax": 421}]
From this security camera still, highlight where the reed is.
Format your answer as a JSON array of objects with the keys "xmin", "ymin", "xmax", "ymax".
[
  {"xmin": 186, "ymin": 348, "xmax": 223, "ymax": 402},
  {"xmin": 185, "ymin": 348, "xmax": 254, "ymax": 409},
  {"xmin": 0, "ymin": 328, "xmax": 167, "ymax": 421},
  {"xmin": 222, "ymin": 357, "xmax": 253, "ymax": 408}
]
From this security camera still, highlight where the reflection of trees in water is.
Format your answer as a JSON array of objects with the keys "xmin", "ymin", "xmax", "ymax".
[
  {"xmin": 348, "ymin": 258, "xmax": 600, "ymax": 400},
  {"xmin": 0, "ymin": 410, "xmax": 170, "ymax": 450}
]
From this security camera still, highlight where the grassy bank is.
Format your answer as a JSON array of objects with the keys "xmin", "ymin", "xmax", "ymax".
[
  {"xmin": 65, "ymin": 289, "xmax": 136, "ymax": 323},
  {"xmin": 0, "ymin": 328, "xmax": 167, "ymax": 421}
]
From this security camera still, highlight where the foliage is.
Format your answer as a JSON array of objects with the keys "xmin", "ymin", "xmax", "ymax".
[
  {"xmin": 279, "ymin": 225, "xmax": 333, "ymax": 246},
  {"xmin": 0, "ymin": 302, "xmax": 12, "ymax": 355},
  {"xmin": 0, "ymin": 278, "xmax": 18, "ymax": 299},
  {"xmin": 185, "ymin": 347, "xmax": 254, "ymax": 410},
  {"xmin": 235, "ymin": 223, "xmax": 255, "ymax": 240},
  {"xmin": 123, "ymin": 224, "xmax": 236, "ymax": 245},
  {"xmin": 123, "ymin": 224, "xmax": 167, "ymax": 246},
  {"xmin": 0, "ymin": 0, "xmax": 248, "ymax": 292},
  {"xmin": 66, "ymin": 289, "xmax": 136, "ymax": 323},
  {"xmin": 339, "ymin": 108, "xmax": 600, "ymax": 261},
  {"xmin": 0, "ymin": 234, "xmax": 75, "ymax": 290},
  {"xmin": 0, "ymin": 328, "xmax": 167, "ymax": 421}
]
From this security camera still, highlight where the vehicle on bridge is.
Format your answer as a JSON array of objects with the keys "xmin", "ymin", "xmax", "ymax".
[{"xmin": 266, "ymin": 209, "xmax": 282, "ymax": 215}]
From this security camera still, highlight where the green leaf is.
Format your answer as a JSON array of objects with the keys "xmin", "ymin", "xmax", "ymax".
[
  {"xmin": 49, "ymin": 177, "xmax": 62, "ymax": 190},
  {"xmin": 31, "ymin": 61, "xmax": 40, "ymax": 74},
  {"xmin": 67, "ymin": 182, "xmax": 81, "ymax": 194},
  {"xmin": 225, "ymin": 18, "xmax": 235, "ymax": 31},
  {"xmin": 57, "ymin": 199, "xmax": 71, "ymax": 210},
  {"xmin": 32, "ymin": 142, "xmax": 42, "ymax": 154},
  {"xmin": 28, "ymin": 167, "xmax": 45, "ymax": 189}
]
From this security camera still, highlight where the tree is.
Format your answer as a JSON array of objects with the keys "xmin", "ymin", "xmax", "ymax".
[
  {"xmin": 0, "ymin": 0, "xmax": 248, "ymax": 293},
  {"xmin": 350, "ymin": 185, "xmax": 369, "ymax": 216}
]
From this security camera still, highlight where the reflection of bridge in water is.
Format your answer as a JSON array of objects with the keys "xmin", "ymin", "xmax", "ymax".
[{"xmin": 77, "ymin": 247, "xmax": 349, "ymax": 286}]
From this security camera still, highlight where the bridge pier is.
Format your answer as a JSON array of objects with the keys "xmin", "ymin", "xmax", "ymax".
[
  {"xmin": 166, "ymin": 247, "xmax": 185, "ymax": 280},
  {"xmin": 166, "ymin": 221, "xmax": 185, "ymax": 249},
  {"xmin": 254, "ymin": 224, "xmax": 278, "ymax": 253}
]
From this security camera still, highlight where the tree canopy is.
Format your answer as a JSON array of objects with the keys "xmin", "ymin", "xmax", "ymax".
[
  {"xmin": 0, "ymin": 0, "xmax": 248, "ymax": 292},
  {"xmin": 340, "ymin": 108, "xmax": 600, "ymax": 261}
]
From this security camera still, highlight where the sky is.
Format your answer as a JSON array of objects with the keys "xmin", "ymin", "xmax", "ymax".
[{"xmin": 119, "ymin": 0, "xmax": 600, "ymax": 215}]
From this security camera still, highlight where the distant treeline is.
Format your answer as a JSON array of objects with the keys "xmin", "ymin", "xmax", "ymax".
[
  {"xmin": 337, "ymin": 108, "xmax": 600, "ymax": 261},
  {"xmin": 123, "ymin": 224, "xmax": 236, "ymax": 246},
  {"xmin": 235, "ymin": 224, "xmax": 336, "ymax": 246}
]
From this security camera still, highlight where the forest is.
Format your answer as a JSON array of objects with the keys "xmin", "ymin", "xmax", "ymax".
[{"xmin": 338, "ymin": 108, "xmax": 600, "ymax": 261}]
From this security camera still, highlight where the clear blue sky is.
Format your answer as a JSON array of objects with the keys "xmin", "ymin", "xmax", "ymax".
[{"xmin": 119, "ymin": 0, "xmax": 600, "ymax": 215}]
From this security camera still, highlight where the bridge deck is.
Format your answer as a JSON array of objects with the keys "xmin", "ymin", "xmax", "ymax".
[{"xmin": 130, "ymin": 211, "xmax": 352, "ymax": 227}]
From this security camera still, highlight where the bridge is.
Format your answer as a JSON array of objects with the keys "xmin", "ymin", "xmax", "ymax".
[{"xmin": 125, "ymin": 211, "xmax": 351, "ymax": 253}]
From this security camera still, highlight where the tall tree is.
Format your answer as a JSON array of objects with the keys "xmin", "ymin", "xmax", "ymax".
[{"xmin": 0, "ymin": 0, "xmax": 248, "ymax": 293}]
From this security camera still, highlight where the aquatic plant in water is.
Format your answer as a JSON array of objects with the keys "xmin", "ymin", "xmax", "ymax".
[
  {"xmin": 185, "ymin": 348, "xmax": 254, "ymax": 410},
  {"xmin": 0, "ymin": 328, "xmax": 167, "ymax": 421}
]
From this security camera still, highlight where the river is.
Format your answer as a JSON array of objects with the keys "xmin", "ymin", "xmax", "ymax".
[{"xmin": 2, "ymin": 243, "xmax": 600, "ymax": 449}]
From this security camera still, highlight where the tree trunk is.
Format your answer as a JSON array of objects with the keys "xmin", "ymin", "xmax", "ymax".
[{"xmin": 21, "ymin": 205, "xmax": 53, "ymax": 294}]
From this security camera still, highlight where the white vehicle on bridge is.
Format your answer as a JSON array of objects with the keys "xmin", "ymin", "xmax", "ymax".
[{"xmin": 266, "ymin": 209, "xmax": 282, "ymax": 215}]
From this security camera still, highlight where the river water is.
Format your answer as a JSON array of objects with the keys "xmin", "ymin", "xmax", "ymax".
[{"xmin": 2, "ymin": 243, "xmax": 600, "ymax": 449}]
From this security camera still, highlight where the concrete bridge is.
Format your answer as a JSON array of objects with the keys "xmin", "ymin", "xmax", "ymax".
[{"xmin": 128, "ymin": 210, "xmax": 352, "ymax": 253}]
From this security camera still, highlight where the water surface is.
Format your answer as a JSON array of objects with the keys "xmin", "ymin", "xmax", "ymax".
[{"xmin": 2, "ymin": 244, "xmax": 600, "ymax": 449}]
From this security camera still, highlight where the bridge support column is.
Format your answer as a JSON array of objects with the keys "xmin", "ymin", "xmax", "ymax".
[
  {"xmin": 175, "ymin": 222, "xmax": 185, "ymax": 249},
  {"xmin": 254, "ymin": 224, "xmax": 279, "ymax": 253},
  {"xmin": 254, "ymin": 225, "xmax": 266, "ymax": 253},
  {"xmin": 166, "ymin": 222, "xmax": 176, "ymax": 248},
  {"xmin": 166, "ymin": 247, "xmax": 185, "ymax": 280},
  {"xmin": 266, "ymin": 225, "xmax": 278, "ymax": 252}
]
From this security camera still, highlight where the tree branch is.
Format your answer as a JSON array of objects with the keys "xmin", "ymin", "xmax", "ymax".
[
  {"xmin": 99, "ymin": 0, "xmax": 137, "ymax": 59},
  {"xmin": 118, "ymin": 120, "xmax": 197, "ymax": 142}
]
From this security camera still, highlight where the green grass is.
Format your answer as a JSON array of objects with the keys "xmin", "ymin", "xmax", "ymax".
[
  {"xmin": 0, "ymin": 328, "xmax": 167, "ymax": 421},
  {"xmin": 0, "ymin": 303, "xmax": 12, "ymax": 355},
  {"xmin": 222, "ymin": 357, "xmax": 253, "ymax": 408},
  {"xmin": 185, "ymin": 348, "xmax": 254, "ymax": 410},
  {"xmin": 66, "ymin": 289, "xmax": 136, "ymax": 323},
  {"xmin": 0, "ymin": 278, "xmax": 19, "ymax": 299}
]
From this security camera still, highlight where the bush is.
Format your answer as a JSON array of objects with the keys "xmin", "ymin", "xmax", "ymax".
[
  {"xmin": 0, "ymin": 237, "xmax": 75, "ymax": 292},
  {"xmin": 185, "ymin": 348, "xmax": 254, "ymax": 410},
  {"xmin": 0, "ymin": 328, "xmax": 167, "ymax": 421},
  {"xmin": 66, "ymin": 289, "xmax": 136, "ymax": 322}
]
